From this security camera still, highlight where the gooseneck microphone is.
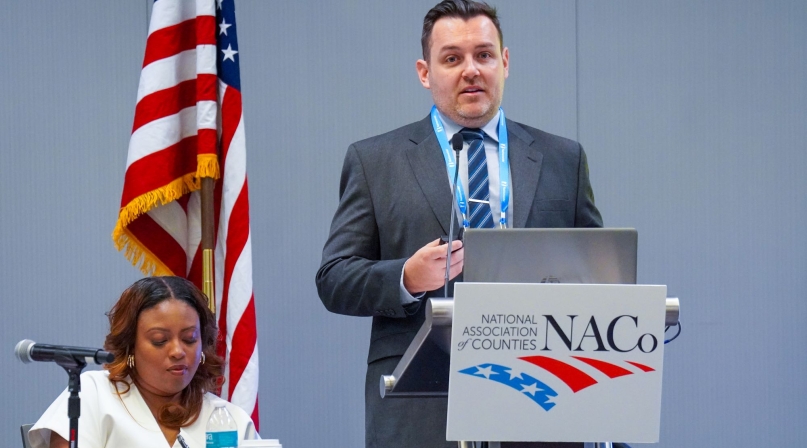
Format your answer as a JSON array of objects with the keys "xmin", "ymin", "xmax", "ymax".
[
  {"xmin": 444, "ymin": 133, "xmax": 465, "ymax": 297},
  {"xmin": 15, "ymin": 339, "xmax": 115, "ymax": 365}
]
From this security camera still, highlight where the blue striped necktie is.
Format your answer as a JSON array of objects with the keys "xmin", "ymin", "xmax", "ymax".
[{"xmin": 460, "ymin": 128, "xmax": 494, "ymax": 228}]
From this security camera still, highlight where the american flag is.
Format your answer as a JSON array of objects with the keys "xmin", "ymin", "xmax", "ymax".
[{"xmin": 112, "ymin": 0, "xmax": 259, "ymax": 426}]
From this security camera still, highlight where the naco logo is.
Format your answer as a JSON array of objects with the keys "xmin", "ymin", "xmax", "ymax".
[{"xmin": 456, "ymin": 314, "xmax": 659, "ymax": 412}]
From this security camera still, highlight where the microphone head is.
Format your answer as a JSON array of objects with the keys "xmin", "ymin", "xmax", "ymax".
[
  {"xmin": 450, "ymin": 133, "xmax": 464, "ymax": 152},
  {"xmin": 15, "ymin": 339, "xmax": 35, "ymax": 363},
  {"xmin": 98, "ymin": 351, "xmax": 115, "ymax": 364}
]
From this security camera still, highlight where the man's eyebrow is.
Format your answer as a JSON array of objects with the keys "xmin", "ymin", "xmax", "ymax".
[
  {"xmin": 436, "ymin": 43, "xmax": 496, "ymax": 53},
  {"xmin": 436, "ymin": 45, "xmax": 462, "ymax": 53}
]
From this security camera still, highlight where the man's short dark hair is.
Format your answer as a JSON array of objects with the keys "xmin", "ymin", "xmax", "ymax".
[{"xmin": 421, "ymin": 0, "xmax": 502, "ymax": 61}]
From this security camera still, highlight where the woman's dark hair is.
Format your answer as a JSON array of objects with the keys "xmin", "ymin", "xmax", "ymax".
[
  {"xmin": 421, "ymin": 0, "xmax": 502, "ymax": 60},
  {"xmin": 104, "ymin": 276, "xmax": 223, "ymax": 428}
]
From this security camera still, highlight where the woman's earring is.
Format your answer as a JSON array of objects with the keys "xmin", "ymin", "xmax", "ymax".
[
  {"xmin": 127, "ymin": 354, "xmax": 135, "ymax": 369},
  {"xmin": 200, "ymin": 352, "xmax": 206, "ymax": 365}
]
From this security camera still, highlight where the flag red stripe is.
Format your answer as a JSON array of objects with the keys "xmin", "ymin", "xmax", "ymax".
[
  {"xmin": 127, "ymin": 214, "xmax": 187, "ymax": 275},
  {"xmin": 217, "ymin": 184, "xmax": 249, "ymax": 356},
  {"xmin": 132, "ymin": 75, "xmax": 218, "ymax": 133},
  {"xmin": 626, "ymin": 361, "xmax": 655, "ymax": 372},
  {"xmin": 221, "ymin": 184, "xmax": 252, "ymax": 393},
  {"xmin": 198, "ymin": 128, "xmax": 218, "ymax": 156},
  {"xmin": 196, "ymin": 73, "xmax": 218, "ymax": 104},
  {"xmin": 120, "ymin": 136, "xmax": 199, "ymax": 207},
  {"xmin": 217, "ymin": 289, "xmax": 231, "ymax": 363},
  {"xmin": 143, "ymin": 16, "xmax": 217, "ymax": 68},
  {"xmin": 187, "ymin": 243, "xmax": 204, "ymax": 288},
  {"xmin": 519, "ymin": 356, "xmax": 598, "ymax": 393},
  {"xmin": 214, "ymin": 87, "xmax": 243, "ymax": 355},
  {"xmin": 223, "ymin": 185, "xmax": 250, "ymax": 284},
  {"xmin": 227, "ymin": 295, "xmax": 257, "ymax": 397},
  {"xmin": 195, "ymin": 12, "xmax": 217, "ymax": 48},
  {"xmin": 213, "ymin": 160, "xmax": 226, "ymax": 364},
  {"xmin": 571, "ymin": 356, "xmax": 634, "ymax": 379},
  {"xmin": 132, "ymin": 80, "xmax": 195, "ymax": 133},
  {"xmin": 219, "ymin": 88, "xmax": 242, "ymax": 161},
  {"xmin": 176, "ymin": 194, "xmax": 191, "ymax": 211}
]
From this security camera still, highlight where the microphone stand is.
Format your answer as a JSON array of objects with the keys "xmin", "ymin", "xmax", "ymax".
[
  {"xmin": 446, "ymin": 135, "xmax": 472, "ymax": 448},
  {"xmin": 444, "ymin": 140, "xmax": 463, "ymax": 298},
  {"xmin": 54, "ymin": 350, "xmax": 87, "ymax": 448}
]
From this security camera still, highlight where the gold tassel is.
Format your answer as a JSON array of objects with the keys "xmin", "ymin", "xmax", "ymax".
[{"xmin": 196, "ymin": 154, "xmax": 221, "ymax": 180}]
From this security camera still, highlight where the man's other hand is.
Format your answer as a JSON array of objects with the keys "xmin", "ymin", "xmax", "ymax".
[{"xmin": 403, "ymin": 238, "xmax": 464, "ymax": 294}]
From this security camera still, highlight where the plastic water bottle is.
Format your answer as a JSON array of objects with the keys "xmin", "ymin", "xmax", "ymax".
[{"xmin": 206, "ymin": 404, "xmax": 238, "ymax": 448}]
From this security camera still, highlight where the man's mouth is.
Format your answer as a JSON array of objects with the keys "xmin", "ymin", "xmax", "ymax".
[{"xmin": 461, "ymin": 87, "xmax": 484, "ymax": 94}]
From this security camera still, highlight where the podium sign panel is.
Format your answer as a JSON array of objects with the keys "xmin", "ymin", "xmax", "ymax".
[{"xmin": 447, "ymin": 283, "xmax": 667, "ymax": 443}]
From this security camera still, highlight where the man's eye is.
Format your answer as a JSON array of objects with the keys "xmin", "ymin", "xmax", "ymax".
[
  {"xmin": 479, "ymin": 52, "xmax": 491, "ymax": 59},
  {"xmin": 446, "ymin": 56, "xmax": 458, "ymax": 63}
]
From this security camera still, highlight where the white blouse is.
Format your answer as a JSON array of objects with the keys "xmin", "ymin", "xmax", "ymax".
[{"xmin": 29, "ymin": 370, "xmax": 257, "ymax": 448}]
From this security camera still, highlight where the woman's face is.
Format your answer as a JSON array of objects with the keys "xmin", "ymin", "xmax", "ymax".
[{"xmin": 133, "ymin": 298, "xmax": 202, "ymax": 400}]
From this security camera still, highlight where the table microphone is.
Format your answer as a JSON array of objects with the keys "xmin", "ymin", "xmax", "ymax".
[
  {"xmin": 444, "ymin": 133, "xmax": 465, "ymax": 297},
  {"xmin": 15, "ymin": 339, "xmax": 115, "ymax": 365}
]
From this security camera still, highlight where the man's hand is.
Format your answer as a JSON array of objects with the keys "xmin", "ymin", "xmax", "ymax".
[{"xmin": 403, "ymin": 238, "xmax": 464, "ymax": 294}]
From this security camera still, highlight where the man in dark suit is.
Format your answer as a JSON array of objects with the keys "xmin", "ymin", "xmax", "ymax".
[{"xmin": 316, "ymin": 1, "xmax": 602, "ymax": 447}]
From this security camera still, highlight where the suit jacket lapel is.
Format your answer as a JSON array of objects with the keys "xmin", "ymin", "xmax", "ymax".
[
  {"xmin": 403, "ymin": 117, "xmax": 542, "ymax": 233},
  {"xmin": 507, "ymin": 119, "xmax": 542, "ymax": 228},
  {"xmin": 405, "ymin": 116, "xmax": 454, "ymax": 235}
]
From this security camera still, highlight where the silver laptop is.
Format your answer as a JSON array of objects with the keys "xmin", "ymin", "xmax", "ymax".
[{"xmin": 462, "ymin": 228, "xmax": 637, "ymax": 284}]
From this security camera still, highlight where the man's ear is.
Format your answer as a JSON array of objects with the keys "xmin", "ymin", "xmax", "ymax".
[
  {"xmin": 502, "ymin": 47, "xmax": 510, "ymax": 79},
  {"xmin": 416, "ymin": 59, "xmax": 431, "ymax": 89}
]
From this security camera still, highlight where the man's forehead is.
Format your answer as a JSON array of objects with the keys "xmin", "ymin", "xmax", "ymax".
[{"xmin": 430, "ymin": 16, "xmax": 501, "ymax": 51}]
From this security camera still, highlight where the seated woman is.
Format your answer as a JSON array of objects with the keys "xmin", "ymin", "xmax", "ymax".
[{"xmin": 29, "ymin": 276, "xmax": 258, "ymax": 448}]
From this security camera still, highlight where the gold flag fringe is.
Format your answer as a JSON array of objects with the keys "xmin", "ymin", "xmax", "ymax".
[
  {"xmin": 196, "ymin": 153, "xmax": 220, "ymax": 179},
  {"xmin": 117, "ymin": 229, "xmax": 174, "ymax": 276},
  {"xmin": 111, "ymin": 155, "xmax": 220, "ymax": 275}
]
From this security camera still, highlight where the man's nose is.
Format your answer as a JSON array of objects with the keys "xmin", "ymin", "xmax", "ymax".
[{"xmin": 461, "ymin": 59, "xmax": 480, "ymax": 79}]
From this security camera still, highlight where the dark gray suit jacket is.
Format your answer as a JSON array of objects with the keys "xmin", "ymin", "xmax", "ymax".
[
  {"xmin": 317, "ymin": 115, "xmax": 602, "ymax": 363},
  {"xmin": 316, "ymin": 115, "xmax": 602, "ymax": 447}
]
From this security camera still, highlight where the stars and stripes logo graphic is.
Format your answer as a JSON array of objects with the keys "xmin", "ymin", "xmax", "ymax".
[
  {"xmin": 459, "ymin": 364, "xmax": 558, "ymax": 411},
  {"xmin": 459, "ymin": 356, "xmax": 656, "ymax": 411},
  {"xmin": 112, "ymin": 0, "xmax": 259, "ymax": 427}
]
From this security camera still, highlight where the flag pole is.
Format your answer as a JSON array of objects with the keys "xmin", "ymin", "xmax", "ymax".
[{"xmin": 201, "ymin": 176, "xmax": 216, "ymax": 316}]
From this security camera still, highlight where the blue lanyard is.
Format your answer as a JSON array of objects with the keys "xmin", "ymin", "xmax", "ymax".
[{"xmin": 430, "ymin": 106, "xmax": 510, "ymax": 228}]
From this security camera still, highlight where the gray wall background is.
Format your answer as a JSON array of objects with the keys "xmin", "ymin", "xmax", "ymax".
[{"xmin": 2, "ymin": 1, "xmax": 804, "ymax": 447}]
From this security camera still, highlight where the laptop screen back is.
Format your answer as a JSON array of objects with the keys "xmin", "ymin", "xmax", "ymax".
[{"xmin": 462, "ymin": 228, "xmax": 637, "ymax": 285}]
